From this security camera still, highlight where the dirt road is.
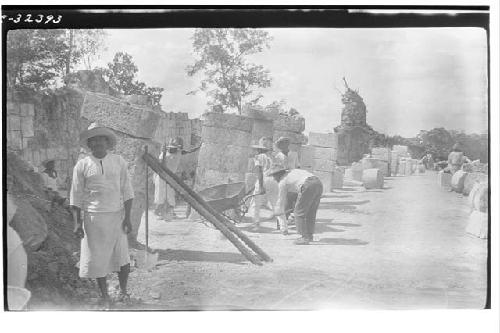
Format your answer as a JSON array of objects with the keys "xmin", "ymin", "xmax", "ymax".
[{"xmin": 126, "ymin": 171, "xmax": 487, "ymax": 310}]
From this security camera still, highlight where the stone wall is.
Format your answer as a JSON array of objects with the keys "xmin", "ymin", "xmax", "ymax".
[
  {"xmin": 7, "ymin": 88, "xmax": 87, "ymax": 191},
  {"xmin": 154, "ymin": 112, "xmax": 193, "ymax": 148},
  {"xmin": 195, "ymin": 112, "xmax": 253, "ymax": 191}
]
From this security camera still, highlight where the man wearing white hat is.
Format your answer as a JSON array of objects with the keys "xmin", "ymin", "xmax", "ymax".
[
  {"xmin": 267, "ymin": 163, "xmax": 323, "ymax": 245},
  {"xmin": 154, "ymin": 137, "xmax": 201, "ymax": 220},
  {"xmin": 70, "ymin": 123, "xmax": 134, "ymax": 307},
  {"xmin": 249, "ymin": 137, "xmax": 280, "ymax": 230}
]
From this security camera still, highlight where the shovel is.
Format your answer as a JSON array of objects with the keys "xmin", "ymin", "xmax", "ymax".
[{"xmin": 136, "ymin": 146, "xmax": 159, "ymax": 270}]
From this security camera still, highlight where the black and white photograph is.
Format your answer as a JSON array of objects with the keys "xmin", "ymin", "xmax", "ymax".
[{"xmin": 1, "ymin": 5, "xmax": 498, "ymax": 329}]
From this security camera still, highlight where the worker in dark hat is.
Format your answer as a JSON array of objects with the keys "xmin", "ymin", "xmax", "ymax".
[
  {"xmin": 267, "ymin": 163, "xmax": 323, "ymax": 245},
  {"xmin": 70, "ymin": 123, "xmax": 134, "ymax": 308}
]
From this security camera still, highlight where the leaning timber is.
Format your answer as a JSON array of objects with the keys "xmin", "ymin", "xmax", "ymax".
[{"xmin": 142, "ymin": 151, "xmax": 272, "ymax": 265}]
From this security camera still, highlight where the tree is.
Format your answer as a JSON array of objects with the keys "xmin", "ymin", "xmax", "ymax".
[
  {"xmin": 187, "ymin": 28, "xmax": 272, "ymax": 114},
  {"xmin": 7, "ymin": 29, "xmax": 107, "ymax": 91},
  {"xmin": 74, "ymin": 29, "xmax": 108, "ymax": 70},
  {"xmin": 101, "ymin": 51, "xmax": 164, "ymax": 106},
  {"xmin": 7, "ymin": 30, "xmax": 69, "ymax": 90}
]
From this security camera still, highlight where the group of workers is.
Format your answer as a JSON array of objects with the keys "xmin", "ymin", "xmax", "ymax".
[
  {"xmin": 250, "ymin": 136, "xmax": 323, "ymax": 244},
  {"xmin": 53, "ymin": 122, "xmax": 324, "ymax": 308}
]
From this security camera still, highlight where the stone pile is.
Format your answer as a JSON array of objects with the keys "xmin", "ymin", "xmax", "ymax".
[
  {"xmin": 300, "ymin": 132, "xmax": 343, "ymax": 191},
  {"xmin": 7, "ymin": 152, "xmax": 99, "ymax": 308},
  {"xmin": 370, "ymin": 147, "xmax": 391, "ymax": 176}
]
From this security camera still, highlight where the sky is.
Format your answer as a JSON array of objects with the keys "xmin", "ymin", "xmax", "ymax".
[{"xmin": 92, "ymin": 27, "xmax": 488, "ymax": 138}]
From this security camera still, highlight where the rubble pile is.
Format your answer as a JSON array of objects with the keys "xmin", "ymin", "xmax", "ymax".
[{"xmin": 7, "ymin": 151, "xmax": 98, "ymax": 309}]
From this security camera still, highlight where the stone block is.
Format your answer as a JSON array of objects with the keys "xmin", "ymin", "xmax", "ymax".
[
  {"xmin": 7, "ymin": 102, "xmax": 20, "ymax": 115},
  {"xmin": 201, "ymin": 112, "xmax": 253, "ymax": 132},
  {"xmin": 463, "ymin": 172, "xmax": 488, "ymax": 195},
  {"xmin": 9, "ymin": 199, "xmax": 48, "ymax": 252},
  {"xmin": 313, "ymin": 158, "xmax": 336, "ymax": 172},
  {"xmin": 313, "ymin": 170, "xmax": 334, "ymax": 191},
  {"xmin": 345, "ymin": 165, "xmax": 363, "ymax": 182},
  {"xmin": 81, "ymin": 92, "xmax": 161, "ymax": 139},
  {"xmin": 20, "ymin": 116, "xmax": 34, "ymax": 137},
  {"xmin": 313, "ymin": 146, "xmax": 337, "ymax": 161},
  {"xmin": 308, "ymin": 132, "xmax": 338, "ymax": 148},
  {"xmin": 201, "ymin": 125, "xmax": 252, "ymax": 147},
  {"xmin": 361, "ymin": 158, "xmax": 389, "ymax": 177},
  {"xmin": 197, "ymin": 143, "xmax": 250, "ymax": 173},
  {"xmin": 437, "ymin": 170, "xmax": 452, "ymax": 187},
  {"xmin": 20, "ymin": 103, "xmax": 34, "ymax": 117},
  {"xmin": 8, "ymin": 115, "xmax": 22, "ymax": 131},
  {"xmin": 362, "ymin": 168, "xmax": 384, "ymax": 189},
  {"xmin": 451, "ymin": 170, "xmax": 468, "ymax": 193},
  {"xmin": 22, "ymin": 138, "xmax": 31, "ymax": 151},
  {"xmin": 8, "ymin": 131, "xmax": 23, "ymax": 150},
  {"xmin": 371, "ymin": 147, "xmax": 390, "ymax": 161},
  {"xmin": 299, "ymin": 145, "xmax": 315, "ymax": 168},
  {"xmin": 466, "ymin": 211, "xmax": 488, "ymax": 239},
  {"xmin": 273, "ymin": 114, "xmax": 305, "ymax": 132}
]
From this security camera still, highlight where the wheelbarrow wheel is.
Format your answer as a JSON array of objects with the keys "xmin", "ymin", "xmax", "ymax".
[{"xmin": 222, "ymin": 208, "xmax": 243, "ymax": 224}]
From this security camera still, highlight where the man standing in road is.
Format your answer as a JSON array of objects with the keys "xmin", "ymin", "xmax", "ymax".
[{"xmin": 70, "ymin": 123, "xmax": 134, "ymax": 308}]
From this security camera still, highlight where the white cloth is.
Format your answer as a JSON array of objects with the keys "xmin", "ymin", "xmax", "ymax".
[
  {"xmin": 275, "ymin": 169, "xmax": 315, "ymax": 215},
  {"xmin": 79, "ymin": 210, "xmax": 130, "ymax": 278},
  {"xmin": 7, "ymin": 225, "xmax": 27, "ymax": 287},
  {"xmin": 70, "ymin": 153, "xmax": 134, "ymax": 212},
  {"xmin": 274, "ymin": 151, "xmax": 300, "ymax": 169},
  {"xmin": 154, "ymin": 151, "xmax": 182, "ymax": 207},
  {"xmin": 41, "ymin": 173, "xmax": 58, "ymax": 190}
]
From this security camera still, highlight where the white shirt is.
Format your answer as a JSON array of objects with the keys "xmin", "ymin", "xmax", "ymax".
[
  {"xmin": 70, "ymin": 153, "xmax": 134, "ymax": 213},
  {"xmin": 275, "ymin": 169, "xmax": 314, "ymax": 215},
  {"xmin": 254, "ymin": 153, "xmax": 273, "ymax": 173},
  {"xmin": 274, "ymin": 151, "xmax": 300, "ymax": 169}
]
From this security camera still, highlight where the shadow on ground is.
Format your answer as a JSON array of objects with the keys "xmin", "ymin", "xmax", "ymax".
[
  {"xmin": 155, "ymin": 248, "xmax": 247, "ymax": 265},
  {"xmin": 321, "ymin": 194, "xmax": 353, "ymax": 199},
  {"xmin": 315, "ymin": 238, "xmax": 369, "ymax": 246}
]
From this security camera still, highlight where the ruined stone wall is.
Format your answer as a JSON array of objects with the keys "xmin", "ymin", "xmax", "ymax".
[
  {"xmin": 335, "ymin": 126, "xmax": 371, "ymax": 165},
  {"xmin": 195, "ymin": 112, "xmax": 253, "ymax": 191},
  {"xmin": 6, "ymin": 88, "xmax": 87, "ymax": 191},
  {"xmin": 153, "ymin": 112, "xmax": 193, "ymax": 148}
]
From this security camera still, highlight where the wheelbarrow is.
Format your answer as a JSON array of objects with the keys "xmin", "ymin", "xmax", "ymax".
[{"xmin": 197, "ymin": 182, "xmax": 256, "ymax": 224}]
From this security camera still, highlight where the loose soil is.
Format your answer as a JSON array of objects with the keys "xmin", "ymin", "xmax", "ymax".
[{"xmin": 124, "ymin": 171, "xmax": 487, "ymax": 310}]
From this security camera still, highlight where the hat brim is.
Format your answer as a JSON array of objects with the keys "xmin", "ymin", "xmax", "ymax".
[
  {"xmin": 251, "ymin": 145, "xmax": 270, "ymax": 150},
  {"xmin": 79, "ymin": 127, "xmax": 117, "ymax": 149},
  {"xmin": 276, "ymin": 137, "xmax": 291, "ymax": 144},
  {"xmin": 41, "ymin": 159, "xmax": 56, "ymax": 168}
]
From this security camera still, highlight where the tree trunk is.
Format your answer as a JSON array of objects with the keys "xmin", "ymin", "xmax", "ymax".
[{"xmin": 66, "ymin": 30, "xmax": 74, "ymax": 75}]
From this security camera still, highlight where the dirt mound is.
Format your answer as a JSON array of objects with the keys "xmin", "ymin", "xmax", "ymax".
[{"xmin": 7, "ymin": 151, "xmax": 99, "ymax": 309}]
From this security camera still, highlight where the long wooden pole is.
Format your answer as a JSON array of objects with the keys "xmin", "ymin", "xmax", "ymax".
[
  {"xmin": 143, "ymin": 151, "xmax": 272, "ymax": 262},
  {"xmin": 142, "ymin": 152, "xmax": 263, "ymax": 265},
  {"xmin": 145, "ymin": 146, "xmax": 149, "ymax": 257}
]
